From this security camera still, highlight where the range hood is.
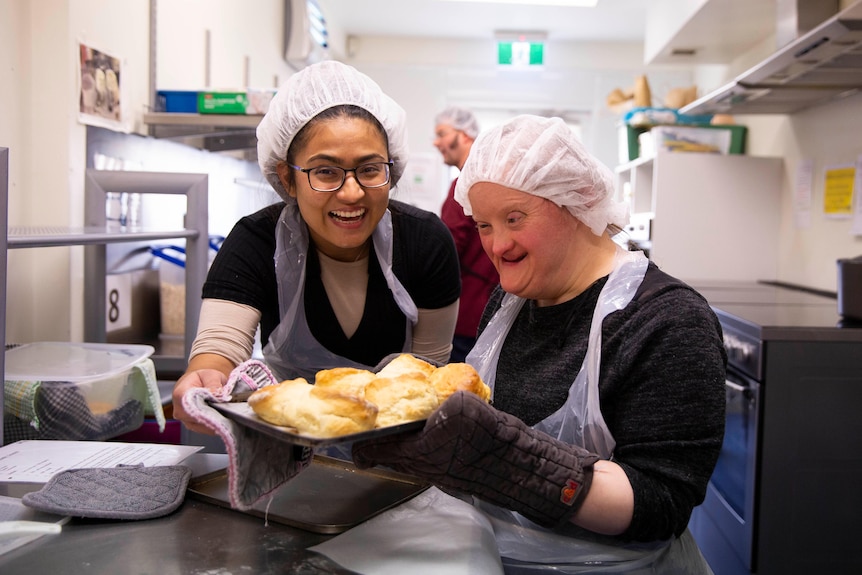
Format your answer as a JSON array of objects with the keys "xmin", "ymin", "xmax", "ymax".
[{"xmin": 680, "ymin": 0, "xmax": 862, "ymax": 115}]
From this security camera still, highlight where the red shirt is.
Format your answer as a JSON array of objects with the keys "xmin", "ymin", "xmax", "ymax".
[{"xmin": 440, "ymin": 178, "xmax": 500, "ymax": 338}]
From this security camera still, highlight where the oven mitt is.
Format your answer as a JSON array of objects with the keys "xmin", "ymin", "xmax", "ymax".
[
  {"xmin": 181, "ymin": 359, "xmax": 312, "ymax": 511},
  {"xmin": 21, "ymin": 464, "xmax": 191, "ymax": 520},
  {"xmin": 35, "ymin": 387, "xmax": 144, "ymax": 440},
  {"xmin": 3, "ymin": 384, "xmax": 143, "ymax": 442},
  {"xmin": 353, "ymin": 391, "xmax": 600, "ymax": 529}
]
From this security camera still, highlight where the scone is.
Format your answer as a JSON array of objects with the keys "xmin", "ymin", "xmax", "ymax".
[
  {"xmin": 429, "ymin": 363, "xmax": 492, "ymax": 403},
  {"xmin": 364, "ymin": 374, "xmax": 440, "ymax": 428},
  {"xmin": 248, "ymin": 377, "xmax": 378, "ymax": 438},
  {"xmin": 314, "ymin": 367, "xmax": 377, "ymax": 398},
  {"xmin": 376, "ymin": 353, "xmax": 436, "ymax": 380}
]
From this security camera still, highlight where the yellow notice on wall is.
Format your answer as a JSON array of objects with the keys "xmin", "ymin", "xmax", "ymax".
[{"xmin": 823, "ymin": 165, "xmax": 855, "ymax": 217}]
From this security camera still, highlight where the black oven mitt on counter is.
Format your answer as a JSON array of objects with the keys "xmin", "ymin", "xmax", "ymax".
[
  {"xmin": 21, "ymin": 464, "xmax": 192, "ymax": 520},
  {"xmin": 353, "ymin": 391, "xmax": 600, "ymax": 529},
  {"xmin": 181, "ymin": 359, "xmax": 312, "ymax": 511}
]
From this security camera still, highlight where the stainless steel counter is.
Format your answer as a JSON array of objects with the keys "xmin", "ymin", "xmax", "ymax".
[{"xmin": 0, "ymin": 455, "xmax": 358, "ymax": 574}]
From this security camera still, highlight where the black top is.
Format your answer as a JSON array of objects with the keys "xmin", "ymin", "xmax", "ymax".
[
  {"xmin": 479, "ymin": 262, "xmax": 727, "ymax": 542},
  {"xmin": 203, "ymin": 199, "xmax": 460, "ymax": 366}
]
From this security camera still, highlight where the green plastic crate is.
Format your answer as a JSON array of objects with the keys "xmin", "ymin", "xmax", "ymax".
[
  {"xmin": 620, "ymin": 123, "xmax": 747, "ymax": 162},
  {"xmin": 197, "ymin": 91, "xmax": 249, "ymax": 114}
]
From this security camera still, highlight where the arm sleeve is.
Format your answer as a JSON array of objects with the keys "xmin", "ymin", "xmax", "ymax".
[
  {"xmin": 600, "ymin": 285, "xmax": 726, "ymax": 541},
  {"xmin": 189, "ymin": 298, "xmax": 261, "ymax": 366},
  {"xmin": 411, "ymin": 301, "xmax": 459, "ymax": 363}
]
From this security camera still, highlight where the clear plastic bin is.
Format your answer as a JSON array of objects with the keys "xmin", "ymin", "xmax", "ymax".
[{"xmin": 4, "ymin": 342, "xmax": 157, "ymax": 442}]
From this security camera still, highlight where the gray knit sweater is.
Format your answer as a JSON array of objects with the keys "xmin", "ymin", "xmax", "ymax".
[{"xmin": 478, "ymin": 263, "xmax": 727, "ymax": 542}]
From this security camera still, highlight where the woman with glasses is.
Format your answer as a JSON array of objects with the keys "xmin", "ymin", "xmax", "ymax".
[{"xmin": 172, "ymin": 61, "xmax": 460, "ymax": 435}]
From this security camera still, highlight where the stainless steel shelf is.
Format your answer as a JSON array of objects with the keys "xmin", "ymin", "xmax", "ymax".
[
  {"xmin": 8, "ymin": 226, "xmax": 197, "ymax": 248},
  {"xmin": 142, "ymin": 113, "xmax": 262, "ymax": 155},
  {"xmin": 143, "ymin": 112, "xmax": 263, "ymax": 128}
]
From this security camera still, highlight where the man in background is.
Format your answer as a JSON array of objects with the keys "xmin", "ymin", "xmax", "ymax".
[{"xmin": 433, "ymin": 106, "xmax": 500, "ymax": 362}]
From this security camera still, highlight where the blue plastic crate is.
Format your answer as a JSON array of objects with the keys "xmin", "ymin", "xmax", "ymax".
[{"xmin": 156, "ymin": 90, "xmax": 199, "ymax": 113}]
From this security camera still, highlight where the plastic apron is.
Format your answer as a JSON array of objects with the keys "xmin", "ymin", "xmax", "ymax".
[
  {"xmin": 466, "ymin": 248, "xmax": 712, "ymax": 574},
  {"xmin": 262, "ymin": 202, "xmax": 418, "ymax": 382}
]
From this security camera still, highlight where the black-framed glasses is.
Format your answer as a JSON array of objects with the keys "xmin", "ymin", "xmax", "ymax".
[{"xmin": 289, "ymin": 161, "xmax": 394, "ymax": 192}]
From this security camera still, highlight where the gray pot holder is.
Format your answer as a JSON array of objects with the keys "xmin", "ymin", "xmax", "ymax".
[{"xmin": 22, "ymin": 464, "xmax": 192, "ymax": 520}]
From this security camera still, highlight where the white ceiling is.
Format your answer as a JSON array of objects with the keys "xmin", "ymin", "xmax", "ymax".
[{"xmin": 316, "ymin": 0, "xmax": 650, "ymax": 42}]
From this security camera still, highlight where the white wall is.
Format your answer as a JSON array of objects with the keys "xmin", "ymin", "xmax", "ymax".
[
  {"xmin": 338, "ymin": 34, "xmax": 694, "ymax": 213},
  {"xmin": 745, "ymin": 97, "xmax": 862, "ymax": 291},
  {"xmin": 1, "ymin": 0, "xmax": 151, "ymax": 344}
]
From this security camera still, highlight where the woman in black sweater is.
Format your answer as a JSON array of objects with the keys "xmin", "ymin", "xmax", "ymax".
[{"xmin": 354, "ymin": 114, "xmax": 726, "ymax": 573}]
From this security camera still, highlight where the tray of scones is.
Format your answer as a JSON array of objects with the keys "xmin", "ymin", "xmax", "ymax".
[{"xmin": 210, "ymin": 354, "xmax": 491, "ymax": 448}]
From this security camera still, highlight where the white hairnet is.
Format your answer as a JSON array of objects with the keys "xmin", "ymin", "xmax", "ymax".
[
  {"xmin": 257, "ymin": 60, "xmax": 409, "ymax": 202},
  {"xmin": 454, "ymin": 115, "xmax": 628, "ymax": 236},
  {"xmin": 434, "ymin": 106, "xmax": 480, "ymax": 139}
]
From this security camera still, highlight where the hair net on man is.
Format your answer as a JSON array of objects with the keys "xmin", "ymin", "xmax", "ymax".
[
  {"xmin": 435, "ymin": 106, "xmax": 480, "ymax": 140},
  {"xmin": 454, "ymin": 114, "xmax": 628, "ymax": 236},
  {"xmin": 257, "ymin": 60, "xmax": 409, "ymax": 202}
]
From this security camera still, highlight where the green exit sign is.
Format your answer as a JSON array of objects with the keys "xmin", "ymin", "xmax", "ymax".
[{"xmin": 498, "ymin": 41, "xmax": 544, "ymax": 66}]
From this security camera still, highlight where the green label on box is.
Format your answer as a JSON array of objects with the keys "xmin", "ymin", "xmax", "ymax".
[{"xmin": 197, "ymin": 92, "xmax": 249, "ymax": 114}]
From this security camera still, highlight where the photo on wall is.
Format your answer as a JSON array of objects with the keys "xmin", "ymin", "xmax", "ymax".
[{"xmin": 78, "ymin": 41, "xmax": 127, "ymax": 132}]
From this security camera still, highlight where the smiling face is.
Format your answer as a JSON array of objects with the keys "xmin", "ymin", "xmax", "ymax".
[
  {"xmin": 469, "ymin": 182, "xmax": 605, "ymax": 306},
  {"xmin": 276, "ymin": 114, "xmax": 390, "ymax": 262}
]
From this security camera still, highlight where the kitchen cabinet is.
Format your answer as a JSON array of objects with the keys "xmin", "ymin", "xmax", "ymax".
[
  {"xmin": 615, "ymin": 151, "xmax": 783, "ymax": 282},
  {"xmin": 3, "ymin": 166, "xmax": 209, "ymax": 379},
  {"xmin": 644, "ymin": 0, "xmax": 776, "ymax": 66},
  {"xmin": 155, "ymin": 0, "xmax": 292, "ymax": 92}
]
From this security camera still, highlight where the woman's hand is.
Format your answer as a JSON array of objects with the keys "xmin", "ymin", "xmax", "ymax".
[{"xmin": 171, "ymin": 353, "xmax": 236, "ymax": 434}]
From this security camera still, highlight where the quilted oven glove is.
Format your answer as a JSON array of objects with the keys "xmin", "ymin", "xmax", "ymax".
[
  {"xmin": 182, "ymin": 359, "xmax": 312, "ymax": 511},
  {"xmin": 352, "ymin": 391, "xmax": 600, "ymax": 529},
  {"xmin": 34, "ymin": 385, "xmax": 143, "ymax": 441}
]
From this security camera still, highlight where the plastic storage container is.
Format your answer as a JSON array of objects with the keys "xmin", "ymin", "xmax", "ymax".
[
  {"xmin": 619, "ymin": 123, "xmax": 747, "ymax": 162},
  {"xmin": 156, "ymin": 90, "xmax": 199, "ymax": 113},
  {"xmin": 151, "ymin": 237, "xmax": 224, "ymax": 346},
  {"xmin": 152, "ymin": 245, "xmax": 187, "ymax": 337},
  {"xmin": 4, "ymin": 342, "xmax": 156, "ymax": 441}
]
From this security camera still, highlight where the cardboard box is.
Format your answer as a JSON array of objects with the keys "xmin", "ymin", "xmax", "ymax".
[{"xmin": 197, "ymin": 91, "xmax": 249, "ymax": 114}]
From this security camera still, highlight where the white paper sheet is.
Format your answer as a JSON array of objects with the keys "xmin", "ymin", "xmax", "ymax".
[{"xmin": 0, "ymin": 440, "xmax": 202, "ymax": 483}]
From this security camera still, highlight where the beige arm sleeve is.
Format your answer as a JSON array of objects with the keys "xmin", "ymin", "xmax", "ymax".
[
  {"xmin": 411, "ymin": 300, "xmax": 459, "ymax": 364},
  {"xmin": 189, "ymin": 299, "xmax": 261, "ymax": 367}
]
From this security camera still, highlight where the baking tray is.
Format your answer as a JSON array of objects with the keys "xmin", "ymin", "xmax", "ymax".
[
  {"xmin": 210, "ymin": 401, "xmax": 425, "ymax": 447},
  {"xmin": 187, "ymin": 455, "xmax": 430, "ymax": 534}
]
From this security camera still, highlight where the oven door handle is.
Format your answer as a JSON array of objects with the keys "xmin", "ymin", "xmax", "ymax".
[{"xmin": 725, "ymin": 379, "xmax": 747, "ymax": 393}]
